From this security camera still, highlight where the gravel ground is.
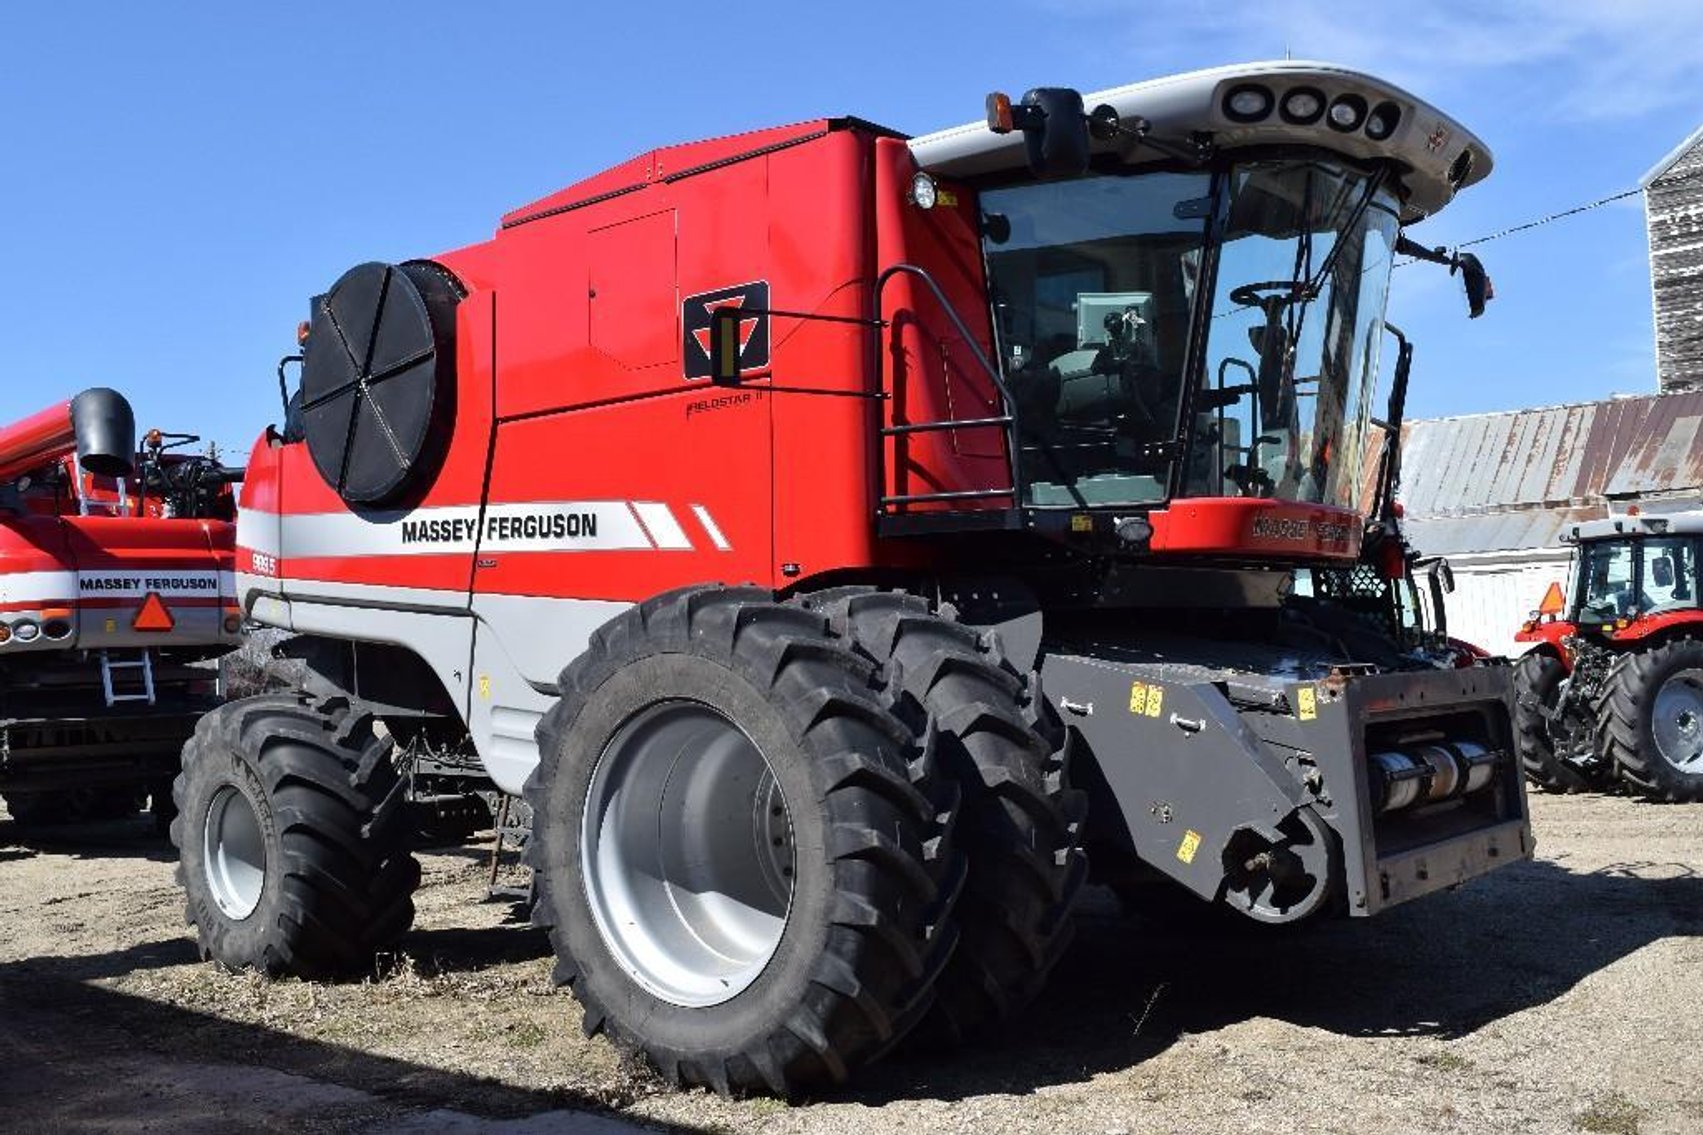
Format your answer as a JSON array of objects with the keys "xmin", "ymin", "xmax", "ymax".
[{"xmin": 1, "ymin": 790, "xmax": 1699, "ymax": 1134}]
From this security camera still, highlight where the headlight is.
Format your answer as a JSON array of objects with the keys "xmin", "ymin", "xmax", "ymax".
[
  {"xmin": 1280, "ymin": 88, "xmax": 1325, "ymax": 124},
  {"xmin": 1223, "ymin": 84, "xmax": 1274, "ymax": 123},
  {"xmin": 1365, "ymin": 101, "xmax": 1401, "ymax": 140},
  {"xmin": 910, "ymin": 171, "xmax": 938, "ymax": 210},
  {"xmin": 1327, "ymin": 94, "xmax": 1367, "ymax": 132},
  {"xmin": 12, "ymin": 619, "xmax": 39, "ymax": 643}
]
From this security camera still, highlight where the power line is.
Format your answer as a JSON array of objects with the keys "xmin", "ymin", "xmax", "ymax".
[{"xmin": 1396, "ymin": 185, "xmax": 1642, "ymax": 266}]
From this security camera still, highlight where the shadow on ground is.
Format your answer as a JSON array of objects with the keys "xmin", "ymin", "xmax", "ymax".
[
  {"xmin": 841, "ymin": 856, "xmax": 1703, "ymax": 1103},
  {"xmin": 0, "ymin": 944, "xmax": 690, "ymax": 1132},
  {"xmin": 8, "ymin": 817, "xmax": 1700, "ymax": 1115}
]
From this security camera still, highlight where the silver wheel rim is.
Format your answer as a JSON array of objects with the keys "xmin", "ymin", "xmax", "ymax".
[
  {"xmin": 1653, "ymin": 669, "xmax": 1703, "ymax": 773},
  {"xmin": 203, "ymin": 785, "xmax": 266, "ymax": 920},
  {"xmin": 581, "ymin": 699, "xmax": 795, "ymax": 1008}
]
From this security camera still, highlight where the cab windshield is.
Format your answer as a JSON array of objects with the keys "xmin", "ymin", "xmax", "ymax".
[
  {"xmin": 1576, "ymin": 537, "xmax": 1701, "ymax": 624},
  {"xmin": 981, "ymin": 158, "xmax": 1398, "ymax": 510}
]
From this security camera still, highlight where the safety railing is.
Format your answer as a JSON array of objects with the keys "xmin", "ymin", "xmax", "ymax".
[{"xmin": 871, "ymin": 264, "xmax": 1021, "ymax": 512}]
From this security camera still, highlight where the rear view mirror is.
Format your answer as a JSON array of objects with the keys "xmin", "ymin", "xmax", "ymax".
[
  {"xmin": 1454, "ymin": 252, "xmax": 1492, "ymax": 319},
  {"xmin": 1652, "ymin": 555, "xmax": 1675, "ymax": 589},
  {"xmin": 1429, "ymin": 559, "xmax": 1456, "ymax": 595},
  {"xmin": 986, "ymin": 87, "xmax": 1090, "ymax": 178}
]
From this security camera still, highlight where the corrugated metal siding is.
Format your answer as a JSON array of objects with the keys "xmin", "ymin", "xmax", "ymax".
[
  {"xmin": 1646, "ymin": 130, "xmax": 1703, "ymax": 394},
  {"xmin": 1443, "ymin": 553, "xmax": 1574, "ymax": 658},
  {"xmin": 1397, "ymin": 391, "xmax": 1703, "ymax": 556}
]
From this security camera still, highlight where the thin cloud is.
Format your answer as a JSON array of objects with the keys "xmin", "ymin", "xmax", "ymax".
[{"xmin": 1059, "ymin": 1, "xmax": 1703, "ymax": 123}]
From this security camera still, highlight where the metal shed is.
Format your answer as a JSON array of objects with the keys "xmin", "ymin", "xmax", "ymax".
[{"xmin": 1398, "ymin": 391, "xmax": 1703, "ymax": 655}]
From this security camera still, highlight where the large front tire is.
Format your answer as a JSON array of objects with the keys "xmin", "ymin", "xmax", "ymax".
[
  {"xmin": 527, "ymin": 587, "xmax": 964, "ymax": 1097},
  {"xmin": 813, "ymin": 589, "xmax": 1087, "ymax": 1046},
  {"xmin": 1598, "ymin": 638, "xmax": 1703, "ymax": 802},
  {"xmin": 172, "ymin": 692, "xmax": 420, "ymax": 978}
]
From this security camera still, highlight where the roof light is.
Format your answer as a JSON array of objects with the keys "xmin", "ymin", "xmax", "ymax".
[
  {"xmin": 1448, "ymin": 148, "xmax": 1476, "ymax": 186},
  {"xmin": 1280, "ymin": 88, "xmax": 1325, "ymax": 125},
  {"xmin": 1365, "ymin": 101, "xmax": 1401, "ymax": 141},
  {"xmin": 910, "ymin": 172, "xmax": 938, "ymax": 210},
  {"xmin": 1223, "ymin": 84, "xmax": 1274, "ymax": 123},
  {"xmin": 1327, "ymin": 94, "xmax": 1367, "ymax": 132}
]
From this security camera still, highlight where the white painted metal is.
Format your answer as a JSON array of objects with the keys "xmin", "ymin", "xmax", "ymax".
[
  {"xmin": 909, "ymin": 61, "xmax": 1490, "ymax": 223},
  {"xmin": 1441, "ymin": 550, "xmax": 1574, "ymax": 659}
]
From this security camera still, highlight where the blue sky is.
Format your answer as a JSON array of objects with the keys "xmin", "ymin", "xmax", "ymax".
[{"xmin": 2, "ymin": 3, "xmax": 1698, "ymax": 457}]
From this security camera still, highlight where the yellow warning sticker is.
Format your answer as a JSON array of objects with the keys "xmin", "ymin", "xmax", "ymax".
[
  {"xmin": 1129, "ymin": 681, "xmax": 1147, "ymax": 713},
  {"xmin": 1145, "ymin": 684, "xmax": 1164, "ymax": 717},
  {"xmin": 1177, "ymin": 829, "xmax": 1202, "ymax": 864},
  {"xmin": 1297, "ymin": 686, "xmax": 1317, "ymax": 721},
  {"xmin": 1071, "ymin": 513, "xmax": 1094, "ymax": 533},
  {"xmin": 478, "ymin": 675, "xmax": 492, "ymax": 700},
  {"xmin": 104, "ymin": 618, "xmax": 117, "ymax": 634}
]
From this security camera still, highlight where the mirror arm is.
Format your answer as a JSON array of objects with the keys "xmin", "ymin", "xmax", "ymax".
[
  {"xmin": 1089, "ymin": 106, "xmax": 1213, "ymax": 165},
  {"xmin": 1394, "ymin": 234, "xmax": 1454, "ymax": 267}
]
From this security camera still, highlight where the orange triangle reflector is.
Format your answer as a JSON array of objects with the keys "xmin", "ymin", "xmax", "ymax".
[
  {"xmin": 1537, "ymin": 581, "xmax": 1566, "ymax": 616},
  {"xmin": 133, "ymin": 592, "xmax": 175, "ymax": 632}
]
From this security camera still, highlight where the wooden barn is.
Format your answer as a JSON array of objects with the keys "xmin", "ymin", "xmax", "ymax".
[{"xmin": 1643, "ymin": 125, "xmax": 1703, "ymax": 394}]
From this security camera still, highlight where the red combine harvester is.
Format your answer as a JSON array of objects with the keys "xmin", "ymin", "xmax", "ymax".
[
  {"xmin": 1513, "ymin": 505, "xmax": 1703, "ymax": 801},
  {"xmin": 175, "ymin": 62, "xmax": 1528, "ymax": 1094},
  {"xmin": 0, "ymin": 389, "xmax": 242, "ymax": 827}
]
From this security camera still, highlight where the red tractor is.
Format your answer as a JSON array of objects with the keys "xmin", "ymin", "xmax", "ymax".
[
  {"xmin": 174, "ymin": 63, "xmax": 1527, "ymax": 1095},
  {"xmin": 1513, "ymin": 507, "xmax": 1703, "ymax": 801},
  {"xmin": 0, "ymin": 389, "xmax": 242, "ymax": 828}
]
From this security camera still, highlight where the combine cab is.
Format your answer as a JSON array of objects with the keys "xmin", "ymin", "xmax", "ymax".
[
  {"xmin": 1514, "ymin": 507, "xmax": 1703, "ymax": 801},
  {"xmin": 174, "ymin": 62, "xmax": 1528, "ymax": 1094},
  {"xmin": 0, "ymin": 390, "xmax": 242, "ymax": 827}
]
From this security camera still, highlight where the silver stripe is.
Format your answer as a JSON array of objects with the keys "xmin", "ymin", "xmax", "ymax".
[
  {"xmin": 0, "ymin": 570, "xmax": 79, "ymax": 604},
  {"xmin": 631, "ymin": 502, "xmax": 692, "ymax": 551},
  {"xmin": 690, "ymin": 504, "xmax": 731, "ymax": 552},
  {"xmin": 236, "ymin": 502, "xmax": 657, "ymax": 559}
]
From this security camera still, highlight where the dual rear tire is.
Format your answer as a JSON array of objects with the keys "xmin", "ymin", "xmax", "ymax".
[{"xmin": 172, "ymin": 585, "xmax": 1085, "ymax": 1096}]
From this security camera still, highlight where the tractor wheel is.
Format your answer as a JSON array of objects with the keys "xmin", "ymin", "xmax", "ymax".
[
  {"xmin": 1598, "ymin": 638, "xmax": 1703, "ymax": 802},
  {"xmin": 1512, "ymin": 652, "xmax": 1600, "ymax": 793},
  {"xmin": 813, "ymin": 589, "xmax": 1087, "ymax": 1047},
  {"xmin": 172, "ymin": 692, "xmax": 420, "ymax": 978},
  {"xmin": 527, "ymin": 586, "xmax": 964, "ymax": 1097}
]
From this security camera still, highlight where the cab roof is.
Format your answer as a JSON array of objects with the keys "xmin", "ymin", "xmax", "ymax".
[{"xmin": 908, "ymin": 61, "xmax": 1492, "ymax": 225}]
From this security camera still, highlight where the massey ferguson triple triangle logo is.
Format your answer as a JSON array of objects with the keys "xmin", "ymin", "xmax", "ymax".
[{"xmin": 682, "ymin": 281, "xmax": 770, "ymax": 380}]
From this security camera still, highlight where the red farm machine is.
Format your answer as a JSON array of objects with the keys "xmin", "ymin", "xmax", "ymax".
[
  {"xmin": 0, "ymin": 389, "xmax": 242, "ymax": 828},
  {"xmin": 1514, "ymin": 505, "xmax": 1703, "ymax": 801},
  {"xmin": 172, "ymin": 62, "xmax": 1528, "ymax": 1095}
]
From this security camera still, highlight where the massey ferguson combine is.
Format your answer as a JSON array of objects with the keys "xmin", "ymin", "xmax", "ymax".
[
  {"xmin": 1514, "ymin": 506, "xmax": 1703, "ymax": 801},
  {"xmin": 175, "ymin": 61, "xmax": 1528, "ymax": 1095},
  {"xmin": 0, "ymin": 389, "xmax": 241, "ymax": 827}
]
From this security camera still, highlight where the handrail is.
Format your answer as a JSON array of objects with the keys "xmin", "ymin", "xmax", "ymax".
[{"xmin": 872, "ymin": 263, "xmax": 1020, "ymax": 512}]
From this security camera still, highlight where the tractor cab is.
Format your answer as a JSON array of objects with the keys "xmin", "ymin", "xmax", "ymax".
[
  {"xmin": 1512, "ymin": 507, "xmax": 1703, "ymax": 800},
  {"xmin": 1520, "ymin": 509, "xmax": 1703, "ymax": 647},
  {"xmin": 881, "ymin": 63, "xmax": 1493, "ymax": 564}
]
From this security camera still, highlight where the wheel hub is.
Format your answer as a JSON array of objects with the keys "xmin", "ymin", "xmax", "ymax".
[
  {"xmin": 203, "ymin": 785, "xmax": 267, "ymax": 920},
  {"xmin": 581, "ymin": 700, "xmax": 795, "ymax": 1008},
  {"xmin": 1654, "ymin": 670, "xmax": 1703, "ymax": 772}
]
